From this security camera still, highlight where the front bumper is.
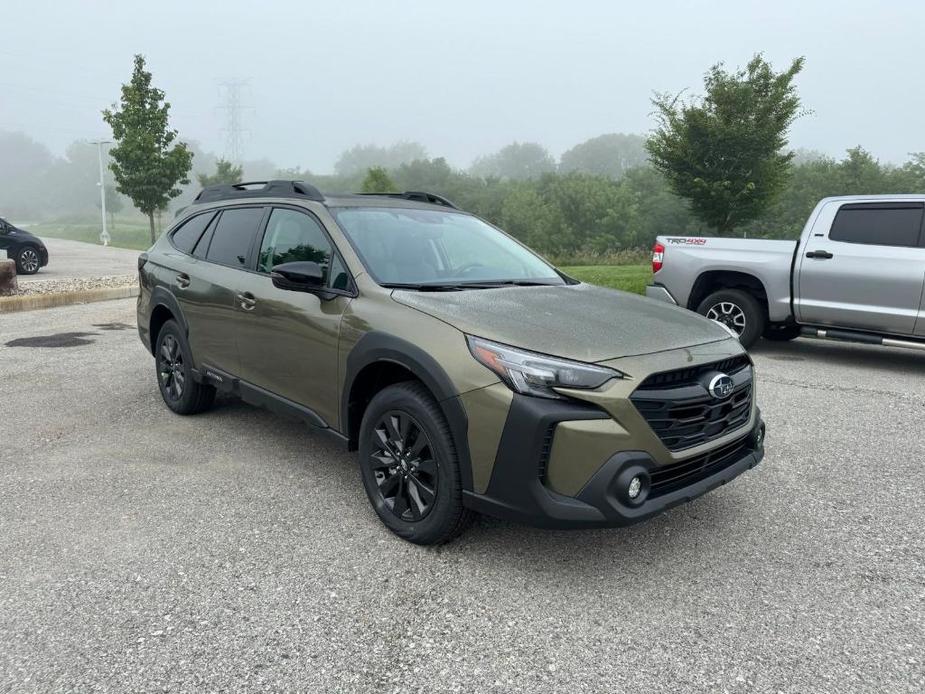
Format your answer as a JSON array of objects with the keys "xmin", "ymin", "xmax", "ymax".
[
  {"xmin": 463, "ymin": 394, "xmax": 765, "ymax": 529},
  {"xmin": 645, "ymin": 283, "xmax": 677, "ymax": 305}
]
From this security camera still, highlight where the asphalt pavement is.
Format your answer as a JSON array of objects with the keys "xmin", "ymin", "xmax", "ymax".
[{"xmin": 0, "ymin": 299, "xmax": 922, "ymax": 692}]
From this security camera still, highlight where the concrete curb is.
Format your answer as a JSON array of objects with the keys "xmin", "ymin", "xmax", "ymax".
[{"xmin": 0, "ymin": 285, "xmax": 139, "ymax": 314}]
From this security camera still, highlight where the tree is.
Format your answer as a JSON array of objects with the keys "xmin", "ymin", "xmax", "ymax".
[
  {"xmin": 360, "ymin": 166, "xmax": 398, "ymax": 193},
  {"xmin": 559, "ymin": 133, "xmax": 648, "ymax": 179},
  {"xmin": 103, "ymin": 54, "xmax": 193, "ymax": 243},
  {"xmin": 197, "ymin": 159, "xmax": 243, "ymax": 188},
  {"xmin": 646, "ymin": 54, "xmax": 805, "ymax": 234},
  {"xmin": 470, "ymin": 142, "xmax": 556, "ymax": 180},
  {"xmin": 334, "ymin": 141, "xmax": 428, "ymax": 176}
]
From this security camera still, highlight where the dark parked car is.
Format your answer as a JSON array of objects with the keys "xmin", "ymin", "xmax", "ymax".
[{"xmin": 0, "ymin": 217, "xmax": 49, "ymax": 275}]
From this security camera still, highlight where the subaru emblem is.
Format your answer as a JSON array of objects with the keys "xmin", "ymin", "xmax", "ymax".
[{"xmin": 708, "ymin": 373, "xmax": 734, "ymax": 400}]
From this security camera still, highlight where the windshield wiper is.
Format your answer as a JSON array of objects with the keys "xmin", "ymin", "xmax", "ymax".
[
  {"xmin": 381, "ymin": 282, "xmax": 471, "ymax": 292},
  {"xmin": 382, "ymin": 280, "xmax": 561, "ymax": 291},
  {"xmin": 458, "ymin": 280, "xmax": 560, "ymax": 288}
]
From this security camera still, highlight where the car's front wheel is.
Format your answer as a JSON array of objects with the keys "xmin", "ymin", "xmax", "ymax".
[
  {"xmin": 154, "ymin": 320, "xmax": 215, "ymax": 415},
  {"xmin": 16, "ymin": 246, "xmax": 41, "ymax": 275},
  {"xmin": 696, "ymin": 289, "xmax": 765, "ymax": 349},
  {"xmin": 358, "ymin": 382, "xmax": 472, "ymax": 545}
]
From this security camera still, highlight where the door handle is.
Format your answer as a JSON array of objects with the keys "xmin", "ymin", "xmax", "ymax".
[
  {"xmin": 805, "ymin": 250, "xmax": 834, "ymax": 259},
  {"xmin": 176, "ymin": 273, "xmax": 190, "ymax": 288},
  {"xmin": 236, "ymin": 292, "xmax": 257, "ymax": 310}
]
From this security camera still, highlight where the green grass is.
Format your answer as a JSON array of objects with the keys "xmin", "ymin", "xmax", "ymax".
[
  {"xmin": 29, "ymin": 222, "xmax": 154, "ymax": 251},
  {"xmin": 560, "ymin": 264, "xmax": 652, "ymax": 294}
]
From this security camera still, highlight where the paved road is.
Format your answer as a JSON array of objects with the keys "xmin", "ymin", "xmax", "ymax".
[
  {"xmin": 1, "ymin": 299, "xmax": 922, "ymax": 693},
  {"xmin": 17, "ymin": 237, "xmax": 140, "ymax": 284}
]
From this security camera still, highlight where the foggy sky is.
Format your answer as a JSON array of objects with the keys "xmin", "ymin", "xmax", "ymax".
[{"xmin": 2, "ymin": 0, "xmax": 923, "ymax": 172}]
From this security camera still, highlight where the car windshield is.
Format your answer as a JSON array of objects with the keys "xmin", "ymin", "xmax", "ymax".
[{"xmin": 332, "ymin": 207, "xmax": 564, "ymax": 288}]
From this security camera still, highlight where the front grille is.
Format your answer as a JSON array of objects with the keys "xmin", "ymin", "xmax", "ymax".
[
  {"xmin": 635, "ymin": 354, "xmax": 751, "ymax": 391},
  {"xmin": 649, "ymin": 435, "xmax": 751, "ymax": 498},
  {"xmin": 631, "ymin": 357, "xmax": 753, "ymax": 451}
]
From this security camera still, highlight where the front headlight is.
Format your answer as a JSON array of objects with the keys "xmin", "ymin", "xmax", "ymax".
[{"xmin": 467, "ymin": 335, "xmax": 622, "ymax": 399}]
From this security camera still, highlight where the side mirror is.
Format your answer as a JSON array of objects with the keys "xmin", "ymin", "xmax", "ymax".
[{"xmin": 270, "ymin": 261, "xmax": 325, "ymax": 292}]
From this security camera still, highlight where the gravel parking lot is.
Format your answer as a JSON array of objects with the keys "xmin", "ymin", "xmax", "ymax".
[{"xmin": 1, "ymin": 299, "xmax": 922, "ymax": 693}]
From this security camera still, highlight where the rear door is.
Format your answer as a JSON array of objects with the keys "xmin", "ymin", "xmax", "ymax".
[
  {"xmin": 795, "ymin": 201, "xmax": 925, "ymax": 335},
  {"xmin": 179, "ymin": 206, "xmax": 267, "ymax": 376}
]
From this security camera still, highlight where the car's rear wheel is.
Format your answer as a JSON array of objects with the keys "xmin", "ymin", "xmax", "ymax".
[
  {"xmin": 155, "ymin": 320, "xmax": 215, "ymax": 415},
  {"xmin": 16, "ymin": 246, "xmax": 41, "ymax": 275},
  {"xmin": 358, "ymin": 381, "xmax": 472, "ymax": 545},
  {"xmin": 696, "ymin": 289, "xmax": 765, "ymax": 349}
]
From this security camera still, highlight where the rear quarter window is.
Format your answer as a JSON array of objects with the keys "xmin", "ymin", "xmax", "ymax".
[
  {"xmin": 829, "ymin": 203, "xmax": 924, "ymax": 247},
  {"xmin": 170, "ymin": 212, "xmax": 215, "ymax": 254}
]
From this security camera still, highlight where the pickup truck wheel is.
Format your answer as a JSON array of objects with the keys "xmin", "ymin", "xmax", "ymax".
[
  {"xmin": 697, "ymin": 289, "xmax": 765, "ymax": 349},
  {"xmin": 763, "ymin": 324, "xmax": 802, "ymax": 341},
  {"xmin": 358, "ymin": 381, "xmax": 473, "ymax": 545}
]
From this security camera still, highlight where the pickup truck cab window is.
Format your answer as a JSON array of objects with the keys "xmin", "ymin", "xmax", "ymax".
[{"xmin": 829, "ymin": 203, "xmax": 924, "ymax": 248}]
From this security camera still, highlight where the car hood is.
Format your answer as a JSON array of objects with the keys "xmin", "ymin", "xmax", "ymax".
[{"xmin": 392, "ymin": 283, "xmax": 731, "ymax": 362}]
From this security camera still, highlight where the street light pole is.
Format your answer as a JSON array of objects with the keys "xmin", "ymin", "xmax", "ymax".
[{"xmin": 90, "ymin": 140, "xmax": 112, "ymax": 246}]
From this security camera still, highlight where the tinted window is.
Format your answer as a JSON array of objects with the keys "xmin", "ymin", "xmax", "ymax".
[
  {"xmin": 192, "ymin": 216, "xmax": 216, "ymax": 258},
  {"xmin": 258, "ymin": 208, "xmax": 334, "ymax": 283},
  {"xmin": 205, "ymin": 207, "xmax": 265, "ymax": 267},
  {"xmin": 170, "ymin": 212, "xmax": 214, "ymax": 254},
  {"xmin": 829, "ymin": 204, "xmax": 923, "ymax": 247}
]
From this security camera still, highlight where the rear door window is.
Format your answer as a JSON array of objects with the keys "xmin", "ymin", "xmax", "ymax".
[
  {"xmin": 829, "ymin": 203, "xmax": 924, "ymax": 247},
  {"xmin": 170, "ymin": 212, "xmax": 215, "ymax": 254},
  {"xmin": 205, "ymin": 207, "xmax": 266, "ymax": 268}
]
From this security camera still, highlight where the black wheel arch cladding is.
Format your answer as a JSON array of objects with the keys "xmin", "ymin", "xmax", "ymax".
[
  {"xmin": 344, "ymin": 331, "xmax": 474, "ymax": 492},
  {"xmin": 148, "ymin": 286, "xmax": 190, "ymax": 350}
]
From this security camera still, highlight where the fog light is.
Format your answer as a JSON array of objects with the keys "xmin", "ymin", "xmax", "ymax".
[{"xmin": 627, "ymin": 476, "xmax": 642, "ymax": 500}]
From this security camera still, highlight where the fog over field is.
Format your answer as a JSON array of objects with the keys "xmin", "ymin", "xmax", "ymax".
[{"xmin": 2, "ymin": 0, "xmax": 923, "ymax": 171}]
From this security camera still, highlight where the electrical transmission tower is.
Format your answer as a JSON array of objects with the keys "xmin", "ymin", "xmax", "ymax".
[{"xmin": 218, "ymin": 80, "xmax": 251, "ymax": 164}]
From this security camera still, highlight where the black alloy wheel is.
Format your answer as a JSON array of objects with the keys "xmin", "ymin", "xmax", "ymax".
[
  {"xmin": 358, "ymin": 381, "xmax": 473, "ymax": 544},
  {"xmin": 153, "ymin": 319, "xmax": 215, "ymax": 415},
  {"xmin": 158, "ymin": 333, "xmax": 186, "ymax": 402},
  {"xmin": 370, "ymin": 411, "xmax": 438, "ymax": 521}
]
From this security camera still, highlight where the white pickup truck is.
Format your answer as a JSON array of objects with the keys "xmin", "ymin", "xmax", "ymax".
[{"xmin": 645, "ymin": 195, "xmax": 925, "ymax": 350}]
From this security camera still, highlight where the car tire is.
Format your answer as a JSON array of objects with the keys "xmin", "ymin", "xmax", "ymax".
[
  {"xmin": 763, "ymin": 324, "xmax": 802, "ymax": 342},
  {"xmin": 16, "ymin": 246, "xmax": 41, "ymax": 275},
  {"xmin": 358, "ymin": 381, "xmax": 473, "ymax": 545},
  {"xmin": 154, "ymin": 320, "xmax": 215, "ymax": 415},
  {"xmin": 696, "ymin": 289, "xmax": 765, "ymax": 349}
]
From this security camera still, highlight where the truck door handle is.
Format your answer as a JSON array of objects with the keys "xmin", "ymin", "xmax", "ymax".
[
  {"xmin": 805, "ymin": 250, "xmax": 834, "ymax": 259},
  {"xmin": 236, "ymin": 292, "xmax": 256, "ymax": 310},
  {"xmin": 176, "ymin": 273, "xmax": 190, "ymax": 288}
]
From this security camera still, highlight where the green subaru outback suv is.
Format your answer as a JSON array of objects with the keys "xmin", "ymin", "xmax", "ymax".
[{"xmin": 138, "ymin": 180, "xmax": 765, "ymax": 544}]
